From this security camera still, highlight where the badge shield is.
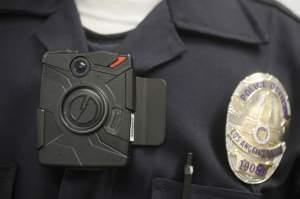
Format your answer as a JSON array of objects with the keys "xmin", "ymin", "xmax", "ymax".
[{"xmin": 226, "ymin": 73, "xmax": 291, "ymax": 184}]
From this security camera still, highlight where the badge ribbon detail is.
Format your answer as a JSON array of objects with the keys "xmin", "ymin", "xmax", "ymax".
[{"xmin": 226, "ymin": 73, "xmax": 291, "ymax": 184}]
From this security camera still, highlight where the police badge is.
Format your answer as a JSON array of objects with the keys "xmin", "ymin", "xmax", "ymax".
[{"xmin": 226, "ymin": 73, "xmax": 291, "ymax": 184}]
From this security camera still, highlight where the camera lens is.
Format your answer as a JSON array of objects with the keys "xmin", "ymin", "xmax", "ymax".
[
  {"xmin": 71, "ymin": 57, "xmax": 90, "ymax": 77},
  {"xmin": 74, "ymin": 61, "xmax": 87, "ymax": 73}
]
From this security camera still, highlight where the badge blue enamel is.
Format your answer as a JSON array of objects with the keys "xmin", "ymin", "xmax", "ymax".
[{"xmin": 226, "ymin": 73, "xmax": 291, "ymax": 184}]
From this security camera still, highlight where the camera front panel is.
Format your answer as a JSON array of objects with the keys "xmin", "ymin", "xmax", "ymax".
[{"xmin": 37, "ymin": 51, "xmax": 134, "ymax": 167}]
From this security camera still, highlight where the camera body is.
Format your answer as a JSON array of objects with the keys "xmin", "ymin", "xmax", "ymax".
[{"xmin": 37, "ymin": 51, "xmax": 166, "ymax": 167}]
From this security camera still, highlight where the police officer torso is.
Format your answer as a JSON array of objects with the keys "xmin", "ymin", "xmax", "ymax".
[{"xmin": 0, "ymin": 0, "xmax": 300, "ymax": 198}]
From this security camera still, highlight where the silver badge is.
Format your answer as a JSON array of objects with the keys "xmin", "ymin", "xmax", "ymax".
[{"xmin": 226, "ymin": 73, "xmax": 291, "ymax": 184}]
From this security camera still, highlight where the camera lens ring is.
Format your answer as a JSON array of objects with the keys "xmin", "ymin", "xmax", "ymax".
[{"xmin": 70, "ymin": 57, "xmax": 91, "ymax": 77}]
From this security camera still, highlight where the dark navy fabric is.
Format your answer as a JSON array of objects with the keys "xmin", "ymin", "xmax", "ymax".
[
  {"xmin": 84, "ymin": 29, "xmax": 127, "ymax": 52},
  {"xmin": 0, "ymin": 0, "xmax": 300, "ymax": 198}
]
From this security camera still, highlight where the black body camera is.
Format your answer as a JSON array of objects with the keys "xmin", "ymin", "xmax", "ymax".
[{"xmin": 37, "ymin": 51, "xmax": 166, "ymax": 167}]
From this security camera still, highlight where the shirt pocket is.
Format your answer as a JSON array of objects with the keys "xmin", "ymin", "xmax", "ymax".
[{"xmin": 152, "ymin": 178, "xmax": 261, "ymax": 199}]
